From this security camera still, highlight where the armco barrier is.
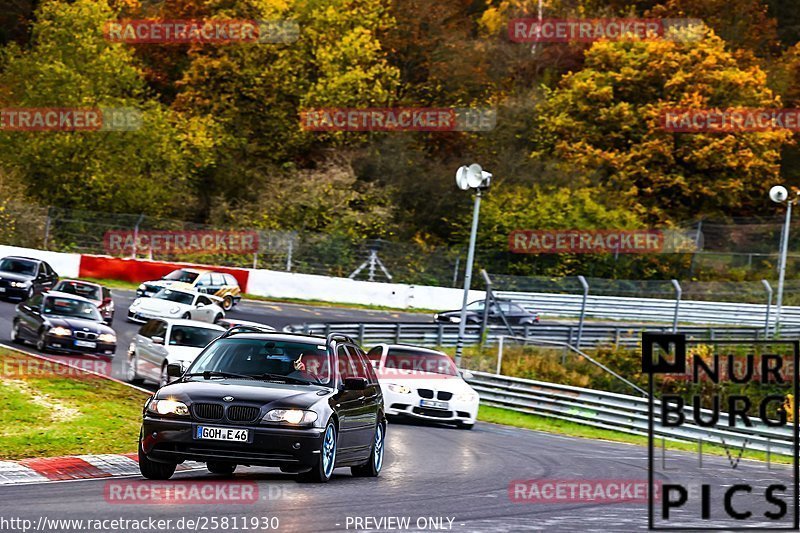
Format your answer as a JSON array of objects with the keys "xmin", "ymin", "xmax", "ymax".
[
  {"xmin": 283, "ymin": 322, "xmax": 779, "ymax": 349},
  {"xmin": 467, "ymin": 371, "xmax": 794, "ymax": 455},
  {"xmin": 78, "ymin": 255, "xmax": 250, "ymax": 288},
  {"xmin": 497, "ymin": 291, "xmax": 800, "ymax": 327}
]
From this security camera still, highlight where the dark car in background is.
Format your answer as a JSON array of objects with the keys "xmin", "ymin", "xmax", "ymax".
[
  {"xmin": 52, "ymin": 279, "xmax": 115, "ymax": 324},
  {"xmin": 138, "ymin": 330, "xmax": 385, "ymax": 483},
  {"xmin": 434, "ymin": 299, "xmax": 539, "ymax": 325},
  {"xmin": 11, "ymin": 291, "xmax": 116, "ymax": 357},
  {"xmin": 0, "ymin": 256, "xmax": 59, "ymax": 300}
]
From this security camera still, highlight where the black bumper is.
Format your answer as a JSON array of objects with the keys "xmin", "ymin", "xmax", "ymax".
[
  {"xmin": 0, "ymin": 286, "xmax": 29, "ymax": 300},
  {"xmin": 43, "ymin": 335, "xmax": 116, "ymax": 357},
  {"xmin": 141, "ymin": 417, "xmax": 324, "ymax": 467}
]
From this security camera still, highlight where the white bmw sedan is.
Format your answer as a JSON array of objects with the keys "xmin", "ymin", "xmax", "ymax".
[
  {"xmin": 127, "ymin": 287, "xmax": 225, "ymax": 324},
  {"xmin": 126, "ymin": 318, "xmax": 225, "ymax": 387},
  {"xmin": 366, "ymin": 344, "xmax": 479, "ymax": 429}
]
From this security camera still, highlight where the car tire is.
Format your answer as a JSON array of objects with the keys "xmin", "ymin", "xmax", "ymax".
[
  {"xmin": 11, "ymin": 321, "xmax": 23, "ymax": 344},
  {"xmin": 138, "ymin": 441, "xmax": 176, "ymax": 480},
  {"xmin": 297, "ymin": 421, "xmax": 337, "ymax": 483},
  {"xmin": 207, "ymin": 462, "xmax": 236, "ymax": 476},
  {"xmin": 456, "ymin": 421, "xmax": 474, "ymax": 430},
  {"xmin": 213, "ymin": 314, "xmax": 223, "ymax": 324},
  {"xmin": 221, "ymin": 296, "xmax": 233, "ymax": 311},
  {"xmin": 351, "ymin": 422, "xmax": 385, "ymax": 478},
  {"xmin": 126, "ymin": 352, "xmax": 144, "ymax": 385}
]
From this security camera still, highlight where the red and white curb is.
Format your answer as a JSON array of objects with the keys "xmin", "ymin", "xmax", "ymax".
[{"xmin": 0, "ymin": 454, "xmax": 203, "ymax": 485}]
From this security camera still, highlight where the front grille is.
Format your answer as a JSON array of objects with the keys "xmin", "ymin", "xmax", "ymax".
[
  {"xmin": 74, "ymin": 331, "xmax": 98, "ymax": 340},
  {"xmin": 193, "ymin": 403, "xmax": 224, "ymax": 420},
  {"xmin": 413, "ymin": 407, "xmax": 453, "ymax": 418},
  {"xmin": 437, "ymin": 391, "xmax": 453, "ymax": 401},
  {"xmin": 227, "ymin": 405, "xmax": 260, "ymax": 422},
  {"xmin": 417, "ymin": 388, "xmax": 434, "ymax": 399}
]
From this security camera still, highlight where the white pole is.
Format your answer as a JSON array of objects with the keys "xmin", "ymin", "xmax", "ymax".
[
  {"xmin": 776, "ymin": 200, "xmax": 793, "ymax": 331},
  {"xmin": 496, "ymin": 335, "xmax": 504, "ymax": 375},
  {"xmin": 454, "ymin": 190, "xmax": 482, "ymax": 366}
]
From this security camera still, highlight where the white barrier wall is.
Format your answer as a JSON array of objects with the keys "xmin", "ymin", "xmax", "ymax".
[
  {"xmin": 245, "ymin": 268, "xmax": 485, "ymax": 310},
  {"xmin": 0, "ymin": 246, "xmax": 81, "ymax": 278}
]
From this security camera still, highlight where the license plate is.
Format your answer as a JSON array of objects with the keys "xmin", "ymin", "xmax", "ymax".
[
  {"xmin": 0, "ymin": 287, "xmax": 5, "ymax": 293},
  {"xmin": 196, "ymin": 426, "xmax": 249, "ymax": 442},
  {"xmin": 75, "ymin": 340, "xmax": 96, "ymax": 348},
  {"xmin": 420, "ymin": 399, "xmax": 449, "ymax": 410}
]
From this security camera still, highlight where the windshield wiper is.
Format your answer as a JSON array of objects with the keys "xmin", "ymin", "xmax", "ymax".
[
  {"xmin": 250, "ymin": 372, "xmax": 319, "ymax": 385},
  {"xmin": 183, "ymin": 370, "xmax": 253, "ymax": 380}
]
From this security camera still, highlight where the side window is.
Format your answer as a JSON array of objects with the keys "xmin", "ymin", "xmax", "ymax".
[
  {"xmin": 366, "ymin": 346, "xmax": 383, "ymax": 363},
  {"xmin": 197, "ymin": 274, "xmax": 212, "ymax": 286},
  {"xmin": 352, "ymin": 345, "xmax": 377, "ymax": 383},
  {"xmin": 102, "ymin": 287, "xmax": 111, "ymax": 300},
  {"xmin": 139, "ymin": 319, "xmax": 157, "ymax": 338},
  {"xmin": 197, "ymin": 295, "xmax": 213, "ymax": 306},
  {"xmin": 211, "ymin": 273, "xmax": 225, "ymax": 286},
  {"xmin": 152, "ymin": 321, "xmax": 167, "ymax": 340},
  {"xmin": 337, "ymin": 345, "xmax": 356, "ymax": 379},
  {"xmin": 223, "ymin": 274, "xmax": 238, "ymax": 287},
  {"xmin": 45, "ymin": 262, "xmax": 55, "ymax": 276}
]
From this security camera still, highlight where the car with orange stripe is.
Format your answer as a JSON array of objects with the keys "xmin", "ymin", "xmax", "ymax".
[{"xmin": 136, "ymin": 268, "xmax": 242, "ymax": 310}]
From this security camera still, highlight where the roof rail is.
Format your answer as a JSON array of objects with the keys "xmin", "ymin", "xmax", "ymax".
[
  {"xmin": 326, "ymin": 332, "xmax": 357, "ymax": 345},
  {"xmin": 220, "ymin": 326, "xmax": 327, "ymax": 340}
]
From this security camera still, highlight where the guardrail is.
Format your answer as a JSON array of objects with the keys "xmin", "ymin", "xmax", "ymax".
[
  {"xmin": 466, "ymin": 371, "xmax": 794, "ymax": 455},
  {"xmin": 283, "ymin": 322, "xmax": 791, "ymax": 349},
  {"xmin": 497, "ymin": 290, "xmax": 800, "ymax": 328}
]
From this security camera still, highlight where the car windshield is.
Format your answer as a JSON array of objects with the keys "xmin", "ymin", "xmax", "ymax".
[
  {"xmin": 153, "ymin": 289, "xmax": 194, "ymax": 305},
  {"xmin": 163, "ymin": 269, "xmax": 199, "ymax": 283},
  {"xmin": 42, "ymin": 296, "xmax": 101, "ymax": 321},
  {"xmin": 170, "ymin": 325, "xmax": 222, "ymax": 348},
  {"xmin": 384, "ymin": 349, "xmax": 459, "ymax": 376},
  {"xmin": 0, "ymin": 258, "xmax": 36, "ymax": 276},
  {"xmin": 187, "ymin": 338, "xmax": 332, "ymax": 385},
  {"xmin": 54, "ymin": 281, "xmax": 101, "ymax": 301}
]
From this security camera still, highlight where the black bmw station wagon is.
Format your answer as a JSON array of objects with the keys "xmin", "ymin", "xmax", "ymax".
[{"xmin": 138, "ymin": 329, "xmax": 386, "ymax": 483}]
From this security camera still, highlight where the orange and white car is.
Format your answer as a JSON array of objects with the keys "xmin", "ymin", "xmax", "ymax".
[{"xmin": 136, "ymin": 268, "xmax": 242, "ymax": 310}]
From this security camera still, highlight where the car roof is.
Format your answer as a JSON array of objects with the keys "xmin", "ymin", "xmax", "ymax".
[
  {"xmin": 56, "ymin": 279, "xmax": 101, "ymax": 289},
  {"xmin": 173, "ymin": 267, "xmax": 210, "ymax": 274},
  {"xmin": 221, "ymin": 332, "xmax": 328, "ymax": 345},
  {"xmin": 3, "ymin": 256, "xmax": 42, "ymax": 263},
  {"xmin": 43, "ymin": 290, "xmax": 95, "ymax": 304},
  {"xmin": 376, "ymin": 343, "xmax": 448, "ymax": 356},
  {"xmin": 155, "ymin": 318, "xmax": 226, "ymax": 330}
]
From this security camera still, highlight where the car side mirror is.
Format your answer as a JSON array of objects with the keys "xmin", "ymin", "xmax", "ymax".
[
  {"xmin": 460, "ymin": 369, "xmax": 475, "ymax": 381},
  {"xmin": 343, "ymin": 377, "xmax": 368, "ymax": 391},
  {"xmin": 166, "ymin": 363, "xmax": 183, "ymax": 377},
  {"xmin": 152, "ymin": 336, "xmax": 164, "ymax": 345}
]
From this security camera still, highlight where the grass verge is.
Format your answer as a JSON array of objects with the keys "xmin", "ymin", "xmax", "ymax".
[
  {"xmin": 0, "ymin": 348, "xmax": 148, "ymax": 460},
  {"xmin": 478, "ymin": 404, "xmax": 791, "ymax": 465}
]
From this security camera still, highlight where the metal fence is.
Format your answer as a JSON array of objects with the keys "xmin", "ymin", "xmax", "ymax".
[
  {"xmin": 282, "ymin": 322, "xmax": 790, "ymax": 349},
  {"xmin": 467, "ymin": 371, "xmax": 794, "ymax": 455}
]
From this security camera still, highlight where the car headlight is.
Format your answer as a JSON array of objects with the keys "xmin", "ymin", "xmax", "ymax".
[
  {"xmin": 148, "ymin": 399, "xmax": 189, "ymax": 416},
  {"xmin": 169, "ymin": 306, "xmax": 181, "ymax": 315},
  {"xmin": 450, "ymin": 316, "xmax": 462, "ymax": 324},
  {"xmin": 262, "ymin": 409, "xmax": 318, "ymax": 425},
  {"xmin": 49, "ymin": 326, "xmax": 72, "ymax": 336},
  {"xmin": 387, "ymin": 383, "xmax": 412, "ymax": 394},
  {"xmin": 97, "ymin": 333, "xmax": 116, "ymax": 343},
  {"xmin": 10, "ymin": 281, "xmax": 30, "ymax": 288},
  {"xmin": 454, "ymin": 391, "xmax": 479, "ymax": 403}
]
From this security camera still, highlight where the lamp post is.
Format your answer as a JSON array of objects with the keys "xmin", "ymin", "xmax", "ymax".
[
  {"xmin": 769, "ymin": 185, "xmax": 797, "ymax": 333},
  {"xmin": 454, "ymin": 164, "xmax": 492, "ymax": 366}
]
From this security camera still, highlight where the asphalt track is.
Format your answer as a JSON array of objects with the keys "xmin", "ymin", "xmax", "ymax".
[{"xmin": 0, "ymin": 292, "xmax": 795, "ymax": 532}]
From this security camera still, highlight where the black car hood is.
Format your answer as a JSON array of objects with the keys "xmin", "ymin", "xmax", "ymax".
[
  {"xmin": 158, "ymin": 379, "xmax": 331, "ymax": 410},
  {"xmin": 45, "ymin": 316, "xmax": 112, "ymax": 334},
  {"xmin": 0, "ymin": 271, "xmax": 33, "ymax": 283}
]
